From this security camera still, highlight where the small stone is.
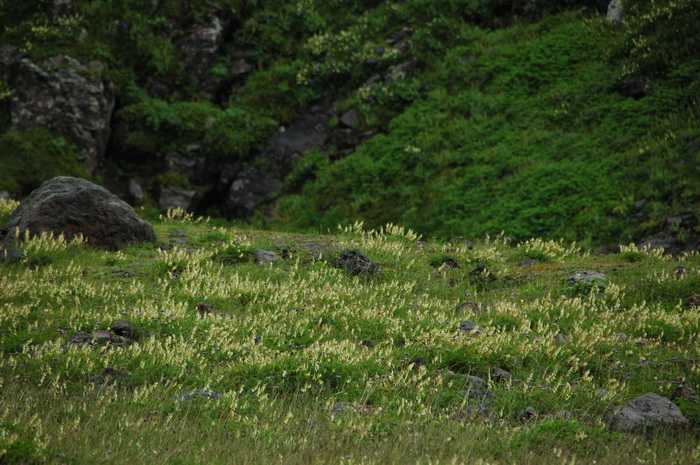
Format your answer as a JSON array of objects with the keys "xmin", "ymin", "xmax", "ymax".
[
  {"xmin": 635, "ymin": 338, "xmax": 650, "ymax": 346},
  {"xmin": 174, "ymin": 389, "xmax": 221, "ymax": 402},
  {"xmin": 441, "ymin": 257, "xmax": 461, "ymax": 268},
  {"xmin": 455, "ymin": 301, "xmax": 484, "ymax": 314},
  {"xmin": 255, "ymin": 249, "xmax": 277, "ymax": 265},
  {"xmin": 360, "ymin": 340, "xmax": 374, "ymax": 348},
  {"xmin": 517, "ymin": 406, "xmax": 538, "ymax": 421},
  {"xmin": 337, "ymin": 249, "xmax": 380, "ymax": 276},
  {"xmin": 459, "ymin": 320, "xmax": 477, "ymax": 332},
  {"xmin": 110, "ymin": 320, "xmax": 138, "ymax": 339},
  {"xmin": 673, "ymin": 266, "xmax": 691, "ymax": 278},
  {"xmin": 684, "ymin": 294, "xmax": 700, "ymax": 309},
  {"xmin": 491, "ymin": 368, "xmax": 511, "ymax": 382},
  {"xmin": 671, "ymin": 386, "xmax": 699, "ymax": 404},
  {"xmin": 520, "ymin": 258, "xmax": 538, "ymax": 267},
  {"xmin": 472, "ymin": 263, "xmax": 487, "ymax": 274},
  {"xmin": 567, "ymin": 271, "xmax": 607, "ymax": 287},
  {"xmin": 554, "ymin": 332, "xmax": 569, "ymax": 344},
  {"xmin": 196, "ymin": 302, "xmax": 214, "ymax": 315},
  {"xmin": 0, "ymin": 248, "xmax": 26, "ymax": 264}
]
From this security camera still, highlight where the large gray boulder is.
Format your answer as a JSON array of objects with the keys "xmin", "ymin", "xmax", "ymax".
[
  {"xmin": 5, "ymin": 54, "xmax": 115, "ymax": 174},
  {"xmin": 3, "ymin": 177, "xmax": 156, "ymax": 250},
  {"xmin": 605, "ymin": 393, "xmax": 688, "ymax": 433}
]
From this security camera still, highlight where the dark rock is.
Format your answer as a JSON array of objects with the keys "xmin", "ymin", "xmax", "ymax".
[
  {"xmin": 459, "ymin": 320, "xmax": 477, "ymax": 332},
  {"xmin": 520, "ymin": 258, "xmax": 538, "ymax": 267},
  {"xmin": 110, "ymin": 320, "xmax": 139, "ymax": 339},
  {"xmin": 671, "ymin": 386, "xmax": 699, "ymax": 404},
  {"xmin": 0, "ymin": 45, "xmax": 29, "ymax": 82},
  {"xmin": 51, "ymin": 0, "xmax": 77, "ymax": 24},
  {"xmin": 554, "ymin": 332, "xmax": 569, "ymax": 344},
  {"xmin": 517, "ymin": 406, "xmax": 538, "ymax": 421},
  {"xmin": 196, "ymin": 302, "xmax": 215, "ymax": 315},
  {"xmin": 360, "ymin": 339, "xmax": 374, "ymax": 348},
  {"xmin": 491, "ymin": 368, "xmax": 511, "ymax": 382},
  {"xmin": 605, "ymin": 393, "xmax": 688, "ymax": 433},
  {"xmin": 0, "ymin": 248, "xmax": 26, "ymax": 264},
  {"xmin": 674, "ymin": 266, "xmax": 691, "ymax": 278},
  {"xmin": 7, "ymin": 55, "xmax": 115, "ymax": 173},
  {"xmin": 606, "ymin": 0, "xmax": 624, "ymax": 22},
  {"xmin": 385, "ymin": 58, "xmax": 418, "ymax": 83},
  {"xmin": 471, "ymin": 263, "xmax": 488, "ymax": 275},
  {"xmin": 386, "ymin": 27, "xmax": 414, "ymax": 45},
  {"xmin": 441, "ymin": 257, "xmax": 461, "ymax": 268},
  {"xmin": 3, "ymin": 177, "xmax": 156, "ymax": 250},
  {"xmin": 340, "ymin": 108, "xmax": 361, "ymax": 128},
  {"xmin": 684, "ymin": 294, "xmax": 700, "ymax": 309},
  {"xmin": 174, "ymin": 389, "xmax": 221, "ymax": 402},
  {"xmin": 159, "ymin": 186, "xmax": 197, "ymax": 212},
  {"xmin": 621, "ymin": 77, "xmax": 652, "ymax": 100},
  {"xmin": 337, "ymin": 249, "xmax": 380, "ymax": 276},
  {"xmin": 407, "ymin": 357, "xmax": 425, "ymax": 370}
]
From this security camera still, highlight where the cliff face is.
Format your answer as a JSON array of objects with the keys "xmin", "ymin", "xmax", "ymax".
[{"xmin": 0, "ymin": 0, "xmax": 698, "ymax": 251}]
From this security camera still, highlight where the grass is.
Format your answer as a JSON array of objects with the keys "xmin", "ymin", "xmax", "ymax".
[{"xmin": 1, "ymin": 201, "xmax": 699, "ymax": 463}]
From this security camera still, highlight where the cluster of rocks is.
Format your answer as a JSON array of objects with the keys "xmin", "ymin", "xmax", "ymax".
[{"xmin": 69, "ymin": 319, "xmax": 140, "ymax": 347}]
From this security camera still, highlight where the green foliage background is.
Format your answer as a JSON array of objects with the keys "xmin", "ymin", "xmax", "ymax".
[{"xmin": 0, "ymin": 0, "xmax": 698, "ymax": 245}]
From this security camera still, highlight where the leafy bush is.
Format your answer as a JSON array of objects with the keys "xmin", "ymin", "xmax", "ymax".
[{"xmin": 0, "ymin": 129, "xmax": 89, "ymax": 196}]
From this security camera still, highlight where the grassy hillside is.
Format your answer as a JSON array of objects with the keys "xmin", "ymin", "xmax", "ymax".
[
  {"xmin": 0, "ymin": 0, "xmax": 698, "ymax": 248},
  {"xmin": 1, "ymin": 200, "xmax": 699, "ymax": 464}
]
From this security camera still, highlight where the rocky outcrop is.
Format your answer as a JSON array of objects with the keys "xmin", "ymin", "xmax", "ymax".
[
  {"xmin": 3, "ymin": 177, "xmax": 156, "ymax": 250},
  {"xmin": 3, "ymin": 52, "xmax": 115, "ymax": 174}
]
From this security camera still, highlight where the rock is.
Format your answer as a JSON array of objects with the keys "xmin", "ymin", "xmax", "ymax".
[
  {"xmin": 230, "ymin": 59, "xmax": 253, "ymax": 76},
  {"xmin": 0, "ymin": 191, "xmax": 10, "ymax": 200},
  {"xmin": 340, "ymin": 108, "xmax": 361, "ymax": 128},
  {"xmin": 605, "ymin": 393, "xmax": 688, "ymax": 433},
  {"xmin": 520, "ymin": 258, "xmax": 538, "ymax": 267},
  {"xmin": 159, "ymin": 186, "xmax": 197, "ymax": 212},
  {"xmin": 110, "ymin": 320, "xmax": 139, "ymax": 339},
  {"xmin": 360, "ymin": 339, "xmax": 374, "ymax": 348},
  {"xmin": 6, "ymin": 55, "xmax": 115, "ymax": 174},
  {"xmin": 441, "ymin": 257, "xmax": 461, "ymax": 268},
  {"xmin": 459, "ymin": 320, "xmax": 477, "ymax": 332},
  {"xmin": 459, "ymin": 375, "xmax": 495, "ymax": 402},
  {"xmin": 554, "ymin": 332, "xmax": 569, "ymax": 344},
  {"xmin": 385, "ymin": 58, "xmax": 418, "ymax": 83},
  {"xmin": 174, "ymin": 389, "xmax": 221, "ymax": 402},
  {"xmin": 684, "ymin": 294, "xmax": 700, "ymax": 309},
  {"xmin": 337, "ymin": 249, "xmax": 380, "ymax": 276},
  {"xmin": 674, "ymin": 266, "xmax": 691, "ymax": 278},
  {"xmin": 69, "ymin": 330, "xmax": 130, "ymax": 346},
  {"xmin": 455, "ymin": 301, "xmax": 485, "ymax": 315},
  {"xmin": 0, "ymin": 45, "xmax": 28, "ymax": 82},
  {"xmin": 51, "ymin": 0, "xmax": 77, "ymax": 23},
  {"xmin": 606, "ymin": 0, "xmax": 624, "ymax": 23},
  {"xmin": 567, "ymin": 271, "xmax": 607, "ymax": 289},
  {"xmin": 0, "ymin": 248, "xmax": 25, "ymax": 264},
  {"xmin": 196, "ymin": 302, "xmax": 215, "ymax": 315},
  {"xmin": 491, "ymin": 368, "xmax": 511, "ymax": 382},
  {"xmin": 671, "ymin": 386, "xmax": 699, "ymax": 404},
  {"xmin": 255, "ymin": 249, "xmax": 277, "ymax": 265},
  {"xmin": 386, "ymin": 27, "xmax": 414, "ymax": 45},
  {"xmin": 472, "ymin": 263, "xmax": 488, "ymax": 275},
  {"xmin": 517, "ymin": 406, "xmax": 538, "ymax": 421},
  {"xmin": 178, "ymin": 15, "xmax": 225, "ymax": 85},
  {"xmin": 3, "ymin": 177, "xmax": 156, "ymax": 250},
  {"xmin": 621, "ymin": 78, "xmax": 652, "ymax": 100},
  {"xmin": 128, "ymin": 179, "xmax": 144, "ymax": 202},
  {"xmin": 454, "ymin": 402, "xmax": 491, "ymax": 422}
]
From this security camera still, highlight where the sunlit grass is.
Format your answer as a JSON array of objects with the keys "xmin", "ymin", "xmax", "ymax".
[{"xmin": 1, "ymin": 201, "xmax": 699, "ymax": 463}]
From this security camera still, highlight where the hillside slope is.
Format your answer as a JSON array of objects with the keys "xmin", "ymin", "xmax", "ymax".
[{"xmin": 0, "ymin": 0, "xmax": 698, "ymax": 250}]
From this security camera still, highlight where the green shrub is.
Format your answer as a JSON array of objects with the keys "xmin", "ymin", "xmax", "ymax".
[{"xmin": 0, "ymin": 129, "xmax": 89, "ymax": 196}]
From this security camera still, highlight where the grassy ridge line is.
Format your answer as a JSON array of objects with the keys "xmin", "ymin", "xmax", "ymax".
[{"xmin": 0, "ymin": 203, "xmax": 699, "ymax": 463}]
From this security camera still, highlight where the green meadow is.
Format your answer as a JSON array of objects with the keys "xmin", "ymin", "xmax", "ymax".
[{"xmin": 1, "ymin": 201, "xmax": 699, "ymax": 464}]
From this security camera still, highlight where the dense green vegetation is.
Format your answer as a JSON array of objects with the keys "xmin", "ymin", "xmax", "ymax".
[
  {"xmin": 1, "ymin": 201, "xmax": 699, "ymax": 463},
  {"xmin": 0, "ymin": 0, "xmax": 699, "ymax": 243}
]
